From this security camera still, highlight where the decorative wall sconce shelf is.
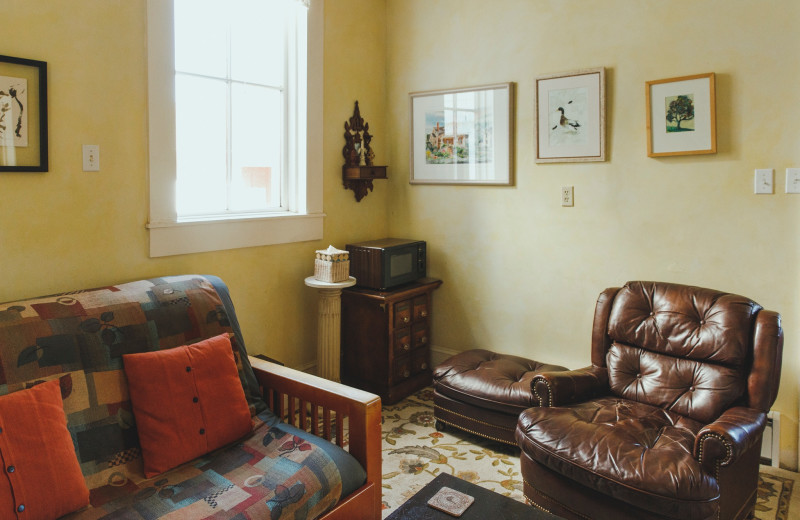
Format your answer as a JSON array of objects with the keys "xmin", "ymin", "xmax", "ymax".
[{"xmin": 342, "ymin": 101, "xmax": 386, "ymax": 202}]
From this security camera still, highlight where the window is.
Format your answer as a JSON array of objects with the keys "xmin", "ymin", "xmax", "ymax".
[{"xmin": 147, "ymin": 0, "xmax": 323, "ymax": 257}]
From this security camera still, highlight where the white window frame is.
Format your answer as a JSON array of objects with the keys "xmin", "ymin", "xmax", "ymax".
[{"xmin": 146, "ymin": 0, "xmax": 323, "ymax": 258}]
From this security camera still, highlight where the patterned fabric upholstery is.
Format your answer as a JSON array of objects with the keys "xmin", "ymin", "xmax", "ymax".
[
  {"xmin": 0, "ymin": 275, "xmax": 362, "ymax": 519},
  {"xmin": 63, "ymin": 412, "xmax": 353, "ymax": 519}
]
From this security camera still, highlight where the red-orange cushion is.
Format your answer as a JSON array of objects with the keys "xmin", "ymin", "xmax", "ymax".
[
  {"xmin": 0, "ymin": 379, "xmax": 90, "ymax": 520},
  {"xmin": 124, "ymin": 334, "xmax": 253, "ymax": 477}
]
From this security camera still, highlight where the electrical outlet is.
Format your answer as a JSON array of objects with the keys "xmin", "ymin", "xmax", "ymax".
[
  {"xmin": 561, "ymin": 186, "xmax": 574, "ymax": 207},
  {"xmin": 786, "ymin": 168, "xmax": 800, "ymax": 194},
  {"xmin": 83, "ymin": 144, "xmax": 100, "ymax": 171},
  {"xmin": 754, "ymin": 168, "xmax": 773, "ymax": 194}
]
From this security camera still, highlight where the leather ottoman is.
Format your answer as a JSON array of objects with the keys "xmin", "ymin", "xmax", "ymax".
[{"xmin": 432, "ymin": 349, "xmax": 568, "ymax": 445}]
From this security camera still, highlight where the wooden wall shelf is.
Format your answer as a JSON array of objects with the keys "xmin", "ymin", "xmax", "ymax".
[
  {"xmin": 342, "ymin": 165, "xmax": 387, "ymax": 202},
  {"xmin": 342, "ymin": 101, "xmax": 386, "ymax": 202}
]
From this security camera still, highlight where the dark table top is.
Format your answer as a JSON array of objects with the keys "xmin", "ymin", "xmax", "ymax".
[{"xmin": 385, "ymin": 472, "xmax": 562, "ymax": 520}]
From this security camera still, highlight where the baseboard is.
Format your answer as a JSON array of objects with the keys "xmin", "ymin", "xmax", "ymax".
[
  {"xmin": 296, "ymin": 360, "xmax": 318, "ymax": 375},
  {"xmin": 431, "ymin": 344, "xmax": 459, "ymax": 367},
  {"xmin": 303, "ymin": 347, "xmax": 455, "ymax": 380}
]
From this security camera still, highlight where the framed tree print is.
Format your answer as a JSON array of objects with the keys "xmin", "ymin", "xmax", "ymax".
[
  {"xmin": 535, "ymin": 67, "xmax": 605, "ymax": 163},
  {"xmin": 646, "ymin": 73, "xmax": 716, "ymax": 157},
  {"xmin": 0, "ymin": 55, "xmax": 48, "ymax": 172}
]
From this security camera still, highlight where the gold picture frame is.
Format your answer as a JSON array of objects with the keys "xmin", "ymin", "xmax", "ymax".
[
  {"xmin": 0, "ymin": 54, "xmax": 48, "ymax": 172},
  {"xmin": 646, "ymin": 72, "xmax": 716, "ymax": 157}
]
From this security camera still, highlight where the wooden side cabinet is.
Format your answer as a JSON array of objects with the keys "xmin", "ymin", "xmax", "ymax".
[{"xmin": 341, "ymin": 278, "xmax": 442, "ymax": 404}]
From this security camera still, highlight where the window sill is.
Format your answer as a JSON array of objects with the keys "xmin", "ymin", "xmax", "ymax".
[{"xmin": 147, "ymin": 212, "xmax": 324, "ymax": 257}]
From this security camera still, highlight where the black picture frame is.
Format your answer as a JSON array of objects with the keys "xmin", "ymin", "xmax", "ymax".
[{"xmin": 0, "ymin": 54, "xmax": 48, "ymax": 172}]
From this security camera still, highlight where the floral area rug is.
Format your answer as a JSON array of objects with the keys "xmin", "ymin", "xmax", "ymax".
[{"xmin": 381, "ymin": 387, "xmax": 799, "ymax": 519}]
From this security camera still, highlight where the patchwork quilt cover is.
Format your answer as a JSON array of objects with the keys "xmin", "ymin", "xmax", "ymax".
[
  {"xmin": 0, "ymin": 275, "xmax": 364, "ymax": 519},
  {"xmin": 63, "ymin": 411, "xmax": 362, "ymax": 519}
]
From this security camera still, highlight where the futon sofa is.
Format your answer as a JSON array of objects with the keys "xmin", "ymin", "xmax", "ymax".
[{"xmin": 0, "ymin": 275, "xmax": 381, "ymax": 519}]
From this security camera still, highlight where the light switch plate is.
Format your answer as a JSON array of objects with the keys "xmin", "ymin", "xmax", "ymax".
[
  {"xmin": 83, "ymin": 144, "xmax": 100, "ymax": 171},
  {"xmin": 754, "ymin": 169, "xmax": 773, "ymax": 194},
  {"xmin": 786, "ymin": 168, "xmax": 800, "ymax": 194}
]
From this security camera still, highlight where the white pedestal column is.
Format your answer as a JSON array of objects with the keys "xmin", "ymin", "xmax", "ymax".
[{"xmin": 304, "ymin": 276, "xmax": 356, "ymax": 381}]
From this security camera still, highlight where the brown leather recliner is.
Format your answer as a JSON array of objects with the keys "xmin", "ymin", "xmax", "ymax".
[{"xmin": 515, "ymin": 281, "xmax": 783, "ymax": 520}]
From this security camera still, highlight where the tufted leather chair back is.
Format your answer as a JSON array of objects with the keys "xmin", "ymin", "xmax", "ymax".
[{"xmin": 591, "ymin": 281, "xmax": 782, "ymax": 423}]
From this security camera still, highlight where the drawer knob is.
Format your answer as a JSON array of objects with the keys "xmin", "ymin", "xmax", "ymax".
[
  {"xmin": 421, "ymin": 363, "xmax": 427, "ymax": 370},
  {"xmin": 420, "ymin": 336, "xmax": 428, "ymax": 344},
  {"xmin": 403, "ymin": 370, "xmax": 410, "ymax": 378},
  {"xmin": 403, "ymin": 343, "xmax": 410, "ymax": 351},
  {"xmin": 403, "ymin": 317, "xmax": 410, "ymax": 323},
  {"xmin": 420, "ymin": 311, "xmax": 428, "ymax": 318}
]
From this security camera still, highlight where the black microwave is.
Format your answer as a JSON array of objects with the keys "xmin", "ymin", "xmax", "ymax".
[{"xmin": 346, "ymin": 238, "xmax": 426, "ymax": 290}]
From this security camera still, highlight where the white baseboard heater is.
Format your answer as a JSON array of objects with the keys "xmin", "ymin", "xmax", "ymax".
[{"xmin": 761, "ymin": 411, "xmax": 780, "ymax": 467}]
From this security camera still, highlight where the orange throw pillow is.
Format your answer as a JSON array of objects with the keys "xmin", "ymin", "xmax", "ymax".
[
  {"xmin": 124, "ymin": 334, "xmax": 253, "ymax": 477},
  {"xmin": 0, "ymin": 379, "xmax": 90, "ymax": 520}
]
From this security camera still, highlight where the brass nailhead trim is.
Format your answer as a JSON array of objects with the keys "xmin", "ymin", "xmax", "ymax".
[
  {"xmin": 532, "ymin": 375, "xmax": 553, "ymax": 407},
  {"xmin": 433, "ymin": 410, "xmax": 518, "ymax": 447},
  {"xmin": 523, "ymin": 478, "xmax": 591, "ymax": 520},
  {"xmin": 697, "ymin": 431, "xmax": 733, "ymax": 466},
  {"xmin": 433, "ymin": 404, "xmax": 516, "ymax": 431},
  {"xmin": 522, "ymin": 492, "xmax": 554, "ymax": 514}
]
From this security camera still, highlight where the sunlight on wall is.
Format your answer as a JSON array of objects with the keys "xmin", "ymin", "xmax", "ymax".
[
  {"xmin": 0, "ymin": 0, "xmax": 388, "ymax": 370},
  {"xmin": 384, "ymin": 0, "xmax": 800, "ymax": 468}
]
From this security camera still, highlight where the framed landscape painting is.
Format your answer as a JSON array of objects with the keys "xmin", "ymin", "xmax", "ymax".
[
  {"xmin": 409, "ymin": 83, "xmax": 514, "ymax": 185},
  {"xmin": 535, "ymin": 68, "xmax": 605, "ymax": 163},
  {"xmin": 646, "ymin": 72, "xmax": 716, "ymax": 157}
]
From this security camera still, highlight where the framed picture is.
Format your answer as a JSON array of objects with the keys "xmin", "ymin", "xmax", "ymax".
[
  {"xmin": 646, "ymin": 72, "xmax": 716, "ymax": 157},
  {"xmin": 535, "ymin": 67, "xmax": 605, "ymax": 163},
  {"xmin": 0, "ymin": 55, "xmax": 48, "ymax": 172},
  {"xmin": 409, "ymin": 82, "xmax": 514, "ymax": 185}
]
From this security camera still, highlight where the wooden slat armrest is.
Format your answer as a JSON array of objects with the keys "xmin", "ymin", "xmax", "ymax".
[
  {"xmin": 248, "ymin": 356, "xmax": 382, "ymax": 519},
  {"xmin": 250, "ymin": 356, "xmax": 380, "ymax": 409}
]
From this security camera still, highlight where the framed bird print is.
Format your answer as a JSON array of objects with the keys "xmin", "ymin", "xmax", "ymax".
[
  {"xmin": 409, "ymin": 82, "xmax": 514, "ymax": 185},
  {"xmin": 646, "ymin": 73, "xmax": 716, "ymax": 157},
  {"xmin": 535, "ymin": 67, "xmax": 605, "ymax": 163}
]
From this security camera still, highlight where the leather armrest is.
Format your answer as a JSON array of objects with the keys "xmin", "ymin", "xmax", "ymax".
[
  {"xmin": 694, "ymin": 407, "xmax": 767, "ymax": 471},
  {"xmin": 532, "ymin": 365, "xmax": 609, "ymax": 407}
]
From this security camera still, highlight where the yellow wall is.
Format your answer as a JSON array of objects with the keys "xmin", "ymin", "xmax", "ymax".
[
  {"xmin": 2, "ymin": 0, "xmax": 798, "ymax": 469},
  {"xmin": 384, "ymin": 0, "xmax": 800, "ymax": 468},
  {"xmin": 0, "ymin": 0, "xmax": 389, "ymax": 369}
]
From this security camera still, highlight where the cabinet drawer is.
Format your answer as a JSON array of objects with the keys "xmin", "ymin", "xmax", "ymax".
[
  {"xmin": 394, "ymin": 329, "xmax": 412, "ymax": 356},
  {"xmin": 412, "ymin": 323, "xmax": 428, "ymax": 349},
  {"xmin": 411, "ymin": 348, "xmax": 429, "ymax": 374},
  {"xmin": 394, "ymin": 299, "xmax": 412, "ymax": 327},
  {"xmin": 392, "ymin": 356, "xmax": 412, "ymax": 382},
  {"xmin": 413, "ymin": 295, "xmax": 429, "ymax": 321}
]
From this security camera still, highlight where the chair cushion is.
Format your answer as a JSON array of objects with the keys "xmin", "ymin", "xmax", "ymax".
[
  {"xmin": 67, "ymin": 410, "xmax": 366, "ymax": 519},
  {"xmin": 608, "ymin": 282, "xmax": 760, "ymax": 367},
  {"xmin": 516, "ymin": 397, "xmax": 719, "ymax": 519},
  {"xmin": 607, "ymin": 343, "xmax": 745, "ymax": 424},
  {"xmin": 433, "ymin": 349, "xmax": 567, "ymax": 414},
  {"xmin": 603, "ymin": 282, "xmax": 759, "ymax": 423},
  {"xmin": 124, "ymin": 334, "xmax": 253, "ymax": 477}
]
